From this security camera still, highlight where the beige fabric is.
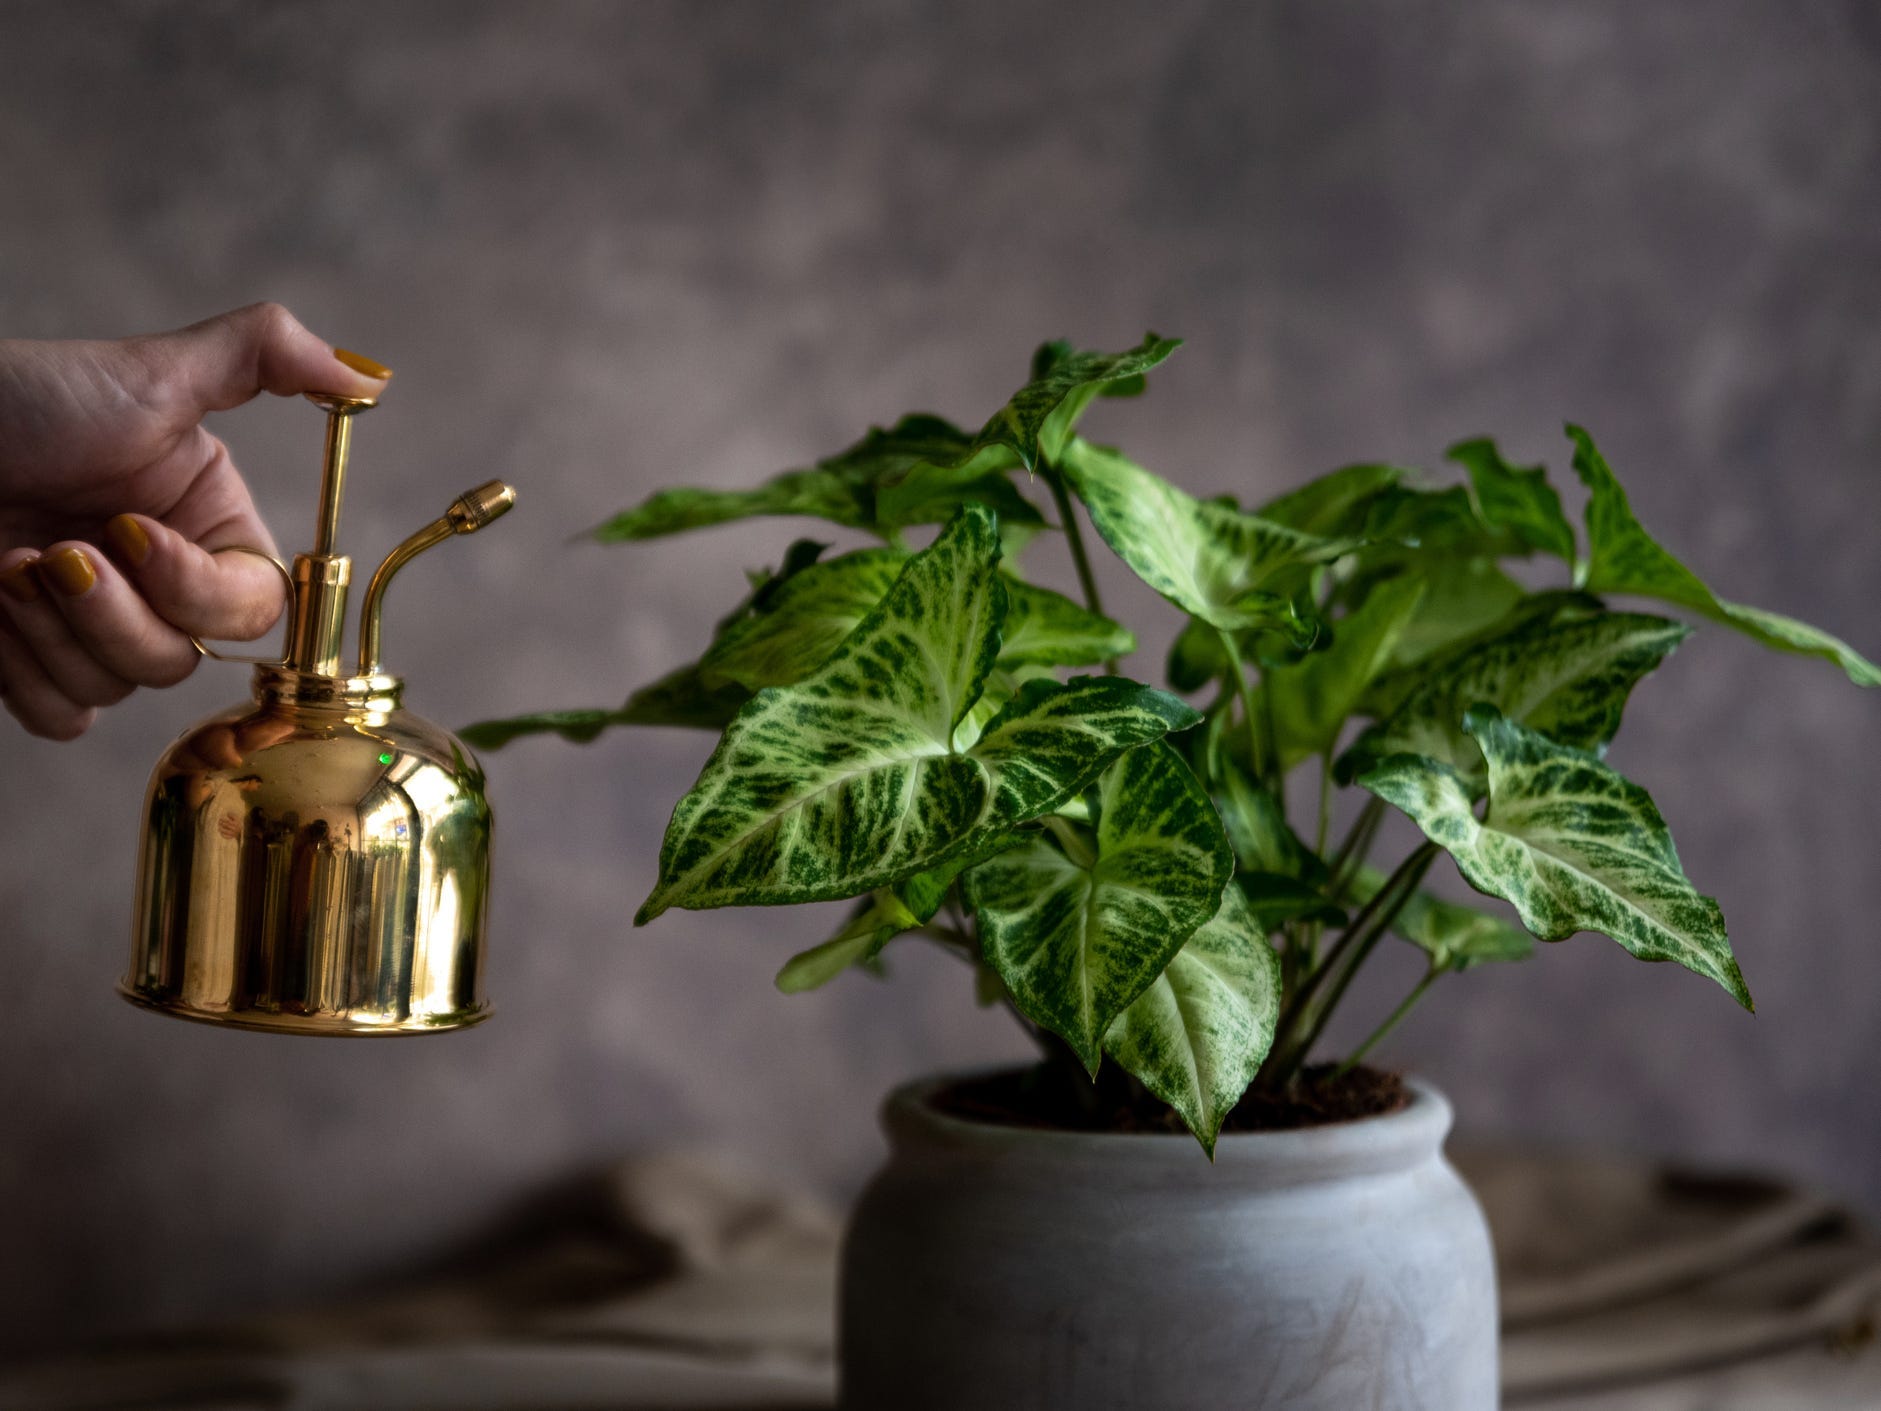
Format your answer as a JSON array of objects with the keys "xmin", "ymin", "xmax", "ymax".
[
  {"xmin": 2, "ymin": 1147, "xmax": 1874, "ymax": 1410},
  {"xmin": 1455, "ymin": 1149, "xmax": 1881, "ymax": 1404}
]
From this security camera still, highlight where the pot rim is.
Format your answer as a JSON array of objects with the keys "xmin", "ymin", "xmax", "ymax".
[{"xmin": 879, "ymin": 1066, "xmax": 1454, "ymax": 1183}]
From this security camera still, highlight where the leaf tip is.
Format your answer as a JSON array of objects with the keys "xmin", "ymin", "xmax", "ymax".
[
  {"xmin": 1165, "ymin": 697, "xmax": 1207, "ymax": 733},
  {"xmin": 1331, "ymin": 744, "xmax": 1371, "ymax": 787},
  {"xmin": 1725, "ymin": 962, "xmax": 1755, "ymax": 1013},
  {"xmin": 1459, "ymin": 702, "xmax": 1505, "ymax": 737}
]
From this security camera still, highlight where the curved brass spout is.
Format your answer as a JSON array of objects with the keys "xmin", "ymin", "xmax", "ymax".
[{"xmin": 357, "ymin": 481, "xmax": 516, "ymax": 676}]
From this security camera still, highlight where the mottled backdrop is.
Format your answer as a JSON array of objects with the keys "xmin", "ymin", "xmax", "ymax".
[{"xmin": 1, "ymin": 0, "xmax": 1877, "ymax": 1357}]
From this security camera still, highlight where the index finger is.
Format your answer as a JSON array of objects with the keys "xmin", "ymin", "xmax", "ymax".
[{"xmin": 104, "ymin": 513, "xmax": 289, "ymax": 643}]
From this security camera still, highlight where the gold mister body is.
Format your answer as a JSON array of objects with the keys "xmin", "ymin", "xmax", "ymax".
[{"xmin": 121, "ymin": 393, "xmax": 516, "ymax": 1035}]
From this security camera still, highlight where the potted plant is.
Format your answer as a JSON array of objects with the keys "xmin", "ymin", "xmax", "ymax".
[{"xmin": 466, "ymin": 337, "xmax": 1877, "ymax": 1410}]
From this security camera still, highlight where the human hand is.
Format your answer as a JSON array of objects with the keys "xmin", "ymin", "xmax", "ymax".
[{"xmin": 0, "ymin": 303, "xmax": 392, "ymax": 739}]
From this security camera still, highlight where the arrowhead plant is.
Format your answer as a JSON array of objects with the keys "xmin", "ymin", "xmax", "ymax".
[{"xmin": 468, "ymin": 336, "xmax": 1877, "ymax": 1154}]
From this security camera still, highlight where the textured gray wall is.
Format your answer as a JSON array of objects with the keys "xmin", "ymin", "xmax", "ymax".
[{"xmin": 1, "ymin": 0, "xmax": 1878, "ymax": 1356}]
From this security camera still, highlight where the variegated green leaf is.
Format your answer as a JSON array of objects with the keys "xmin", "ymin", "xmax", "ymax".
[
  {"xmin": 774, "ymin": 892, "xmax": 920, "ymax": 994},
  {"xmin": 1357, "ymin": 707, "xmax": 1749, "ymax": 1008},
  {"xmin": 1331, "ymin": 481, "xmax": 1534, "ymax": 672},
  {"xmin": 1570, "ymin": 425, "xmax": 1880, "ymax": 686},
  {"xmin": 1102, "ymin": 882, "xmax": 1282, "ymax": 1155},
  {"xmin": 1258, "ymin": 575, "xmax": 1427, "ymax": 772},
  {"xmin": 640, "ymin": 509, "xmax": 1200, "ymax": 920},
  {"xmin": 459, "ymin": 708, "xmax": 623, "ymax": 751},
  {"xmin": 701, "ymin": 549, "xmax": 908, "ymax": 691},
  {"xmin": 589, "ymin": 472, "xmax": 875, "ymax": 542},
  {"xmin": 460, "ymin": 661, "xmax": 750, "ymax": 750},
  {"xmin": 952, "ymin": 664, "xmax": 1034, "ymax": 754},
  {"xmin": 890, "ymin": 829, "xmax": 1025, "ymax": 925},
  {"xmin": 1449, "ymin": 437, "xmax": 1576, "ymax": 562},
  {"xmin": 1358, "ymin": 589, "xmax": 1608, "ymax": 719},
  {"xmin": 871, "ymin": 450, "xmax": 1046, "ymax": 535},
  {"xmin": 1257, "ymin": 463, "xmax": 1406, "ymax": 537},
  {"xmin": 1363, "ymin": 485, "xmax": 1524, "ymax": 557},
  {"xmin": 1706, "ymin": 601, "xmax": 1881, "ymax": 685},
  {"xmin": 590, "ymin": 413, "xmax": 1041, "ymax": 543},
  {"xmin": 1349, "ymin": 865, "xmax": 1533, "ymax": 972},
  {"xmin": 1236, "ymin": 465, "xmax": 1407, "ymax": 621},
  {"xmin": 1373, "ymin": 555, "xmax": 1528, "ymax": 670},
  {"xmin": 1165, "ymin": 616, "xmax": 1228, "ymax": 693},
  {"xmin": 967, "ymin": 741, "xmax": 1235, "ymax": 1072},
  {"xmin": 998, "ymin": 579, "xmax": 1135, "ymax": 667},
  {"xmin": 982, "ymin": 334, "xmax": 1182, "ymax": 470},
  {"xmin": 723, "ymin": 537, "xmax": 831, "ymax": 624},
  {"xmin": 965, "ymin": 675, "xmax": 1203, "ymax": 828},
  {"xmin": 1060, "ymin": 437, "xmax": 1361, "ymax": 637},
  {"xmin": 1238, "ymin": 872, "xmax": 1346, "ymax": 931},
  {"xmin": 702, "ymin": 548, "xmax": 1128, "ymax": 694},
  {"xmin": 1340, "ymin": 611, "xmax": 1689, "ymax": 786},
  {"xmin": 1213, "ymin": 766, "xmax": 1321, "ymax": 880},
  {"xmin": 638, "ymin": 505, "xmax": 1008, "ymax": 921}
]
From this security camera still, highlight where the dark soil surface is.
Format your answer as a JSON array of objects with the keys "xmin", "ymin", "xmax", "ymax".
[{"xmin": 932, "ymin": 1062, "xmax": 1408, "ymax": 1137}]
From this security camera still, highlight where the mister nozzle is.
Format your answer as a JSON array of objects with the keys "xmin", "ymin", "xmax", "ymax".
[{"xmin": 357, "ymin": 481, "xmax": 518, "ymax": 677}]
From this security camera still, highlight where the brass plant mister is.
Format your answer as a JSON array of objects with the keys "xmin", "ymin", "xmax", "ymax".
[{"xmin": 122, "ymin": 392, "xmax": 515, "ymax": 1035}]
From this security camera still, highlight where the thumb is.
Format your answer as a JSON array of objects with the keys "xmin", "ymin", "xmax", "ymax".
[{"xmin": 143, "ymin": 302, "xmax": 392, "ymax": 415}]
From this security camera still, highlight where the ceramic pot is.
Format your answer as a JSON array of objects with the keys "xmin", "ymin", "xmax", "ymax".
[{"xmin": 839, "ymin": 1072, "xmax": 1497, "ymax": 1410}]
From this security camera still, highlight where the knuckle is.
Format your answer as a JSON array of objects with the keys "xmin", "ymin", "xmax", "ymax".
[
  {"xmin": 234, "ymin": 299, "xmax": 289, "ymax": 327},
  {"xmin": 245, "ymin": 300, "xmax": 298, "ymax": 345}
]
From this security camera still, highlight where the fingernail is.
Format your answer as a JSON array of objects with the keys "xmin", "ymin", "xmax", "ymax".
[
  {"xmin": 0, "ymin": 558, "xmax": 41, "ymax": 604},
  {"xmin": 41, "ymin": 548, "xmax": 97, "ymax": 599},
  {"xmin": 333, "ymin": 347, "xmax": 393, "ymax": 381},
  {"xmin": 105, "ymin": 514, "xmax": 151, "ymax": 566}
]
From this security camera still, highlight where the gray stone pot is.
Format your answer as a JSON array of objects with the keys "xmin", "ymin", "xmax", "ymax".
[{"xmin": 840, "ymin": 1071, "xmax": 1497, "ymax": 1410}]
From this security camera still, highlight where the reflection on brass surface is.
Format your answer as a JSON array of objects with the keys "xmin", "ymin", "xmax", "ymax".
[
  {"xmin": 124, "ymin": 392, "xmax": 516, "ymax": 1036},
  {"xmin": 124, "ymin": 670, "xmax": 492, "ymax": 1035}
]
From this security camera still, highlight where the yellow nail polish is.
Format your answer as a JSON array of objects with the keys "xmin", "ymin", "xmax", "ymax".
[
  {"xmin": 0, "ymin": 557, "xmax": 40, "ymax": 604},
  {"xmin": 105, "ymin": 514, "xmax": 151, "ymax": 566},
  {"xmin": 42, "ymin": 548, "xmax": 97, "ymax": 598},
  {"xmin": 333, "ymin": 347, "xmax": 393, "ymax": 381}
]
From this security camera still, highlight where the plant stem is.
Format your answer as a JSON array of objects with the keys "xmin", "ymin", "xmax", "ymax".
[
  {"xmin": 1327, "ymin": 796, "xmax": 1385, "ymax": 901},
  {"xmin": 1331, "ymin": 968, "xmax": 1439, "ymax": 1080},
  {"xmin": 1271, "ymin": 843, "xmax": 1408, "ymax": 1043},
  {"xmin": 1315, "ymin": 752, "xmax": 1334, "ymax": 857},
  {"xmin": 1041, "ymin": 814, "xmax": 1096, "ymax": 869},
  {"xmin": 1216, "ymin": 629, "xmax": 1266, "ymax": 790},
  {"xmin": 1199, "ymin": 684, "xmax": 1231, "ymax": 786},
  {"xmin": 1043, "ymin": 462, "xmax": 1117, "ymax": 670},
  {"xmin": 1259, "ymin": 683, "xmax": 1282, "ymax": 799},
  {"xmin": 1261, "ymin": 840, "xmax": 1436, "ymax": 1087},
  {"xmin": 1283, "ymin": 842, "xmax": 1439, "ymax": 1078}
]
